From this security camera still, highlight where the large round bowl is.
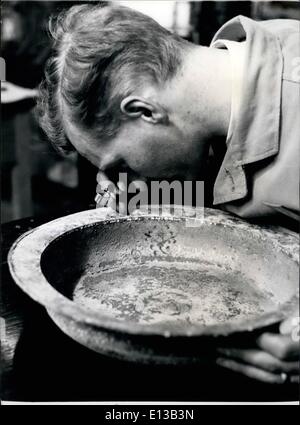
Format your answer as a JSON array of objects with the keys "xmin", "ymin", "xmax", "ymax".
[{"xmin": 8, "ymin": 207, "xmax": 299, "ymax": 365}]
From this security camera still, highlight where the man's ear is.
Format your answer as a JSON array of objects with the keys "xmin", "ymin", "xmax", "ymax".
[{"xmin": 120, "ymin": 96, "xmax": 167, "ymax": 124}]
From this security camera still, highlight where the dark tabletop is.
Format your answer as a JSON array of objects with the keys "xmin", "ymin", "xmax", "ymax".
[{"xmin": 1, "ymin": 214, "xmax": 299, "ymax": 402}]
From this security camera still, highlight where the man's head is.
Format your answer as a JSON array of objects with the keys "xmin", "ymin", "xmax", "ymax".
[{"xmin": 38, "ymin": 4, "xmax": 225, "ymax": 180}]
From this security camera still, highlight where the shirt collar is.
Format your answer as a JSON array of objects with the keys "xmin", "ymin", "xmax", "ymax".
[
  {"xmin": 210, "ymin": 15, "xmax": 283, "ymax": 205},
  {"xmin": 212, "ymin": 39, "xmax": 246, "ymax": 144}
]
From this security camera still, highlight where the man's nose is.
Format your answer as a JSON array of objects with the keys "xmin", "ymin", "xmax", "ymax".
[
  {"xmin": 98, "ymin": 153, "xmax": 122, "ymax": 172},
  {"xmin": 99, "ymin": 157, "xmax": 127, "ymax": 183}
]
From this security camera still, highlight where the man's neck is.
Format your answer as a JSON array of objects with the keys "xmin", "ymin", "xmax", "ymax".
[{"xmin": 164, "ymin": 45, "xmax": 232, "ymax": 141}]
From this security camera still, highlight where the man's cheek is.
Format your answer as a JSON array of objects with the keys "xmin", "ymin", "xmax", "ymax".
[
  {"xmin": 125, "ymin": 154, "xmax": 156, "ymax": 176},
  {"xmin": 125, "ymin": 144, "xmax": 170, "ymax": 177}
]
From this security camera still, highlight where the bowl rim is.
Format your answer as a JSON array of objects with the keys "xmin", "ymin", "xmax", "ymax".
[{"xmin": 8, "ymin": 206, "xmax": 299, "ymax": 338}]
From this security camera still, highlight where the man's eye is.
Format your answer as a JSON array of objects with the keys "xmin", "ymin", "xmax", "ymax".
[{"xmin": 142, "ymin": 109, "xmax": 152, "ymax": 118}]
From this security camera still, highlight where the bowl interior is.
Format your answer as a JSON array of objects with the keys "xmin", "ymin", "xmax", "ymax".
[{"xmin": 40, "ymin": 218, "xmax": 298, "ymax": 332}]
